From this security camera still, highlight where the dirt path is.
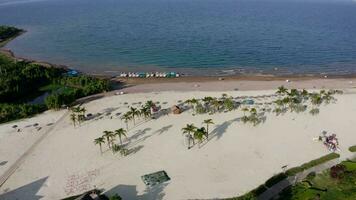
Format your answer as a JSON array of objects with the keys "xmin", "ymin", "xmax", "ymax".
[{"xmin": 0, "ymin": 111, "xmax": 69, "ymax": 188}]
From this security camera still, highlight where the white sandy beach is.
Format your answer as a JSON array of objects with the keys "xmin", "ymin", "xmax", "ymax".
[{"xmin": 0, "ymin": 87, "xmax": 356, "ymax": 200}]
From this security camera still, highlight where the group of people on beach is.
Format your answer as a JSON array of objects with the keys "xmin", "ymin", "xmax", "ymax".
[{"xmin": 317, "ymin": 131, "xmax": 340, "ymax": 152}]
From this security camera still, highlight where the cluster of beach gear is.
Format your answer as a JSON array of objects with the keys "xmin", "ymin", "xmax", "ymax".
[{"xmin": 118, "ymin": 72, "xmax": 180, "ymax": 78}]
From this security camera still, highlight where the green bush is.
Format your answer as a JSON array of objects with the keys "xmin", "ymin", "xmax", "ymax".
[
  {"xmin": 0, "ymin": 26, "xmax": 22, "ymax": 42},
  {"xmin": 349, "ymin": 145, "xmax": 356, "ymax": 152},
  {"xmin": 109, "ymin": 194, "xmax": 122, "ymax": 200},
  {"xmin": 285, "ymin": 153, "xmax": 340, "ymax": 176}
]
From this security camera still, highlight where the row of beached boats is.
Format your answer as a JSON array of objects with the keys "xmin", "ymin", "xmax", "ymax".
[{"xmin": 118, "ymin": 72, "xmax": 180, "ymax": 78}]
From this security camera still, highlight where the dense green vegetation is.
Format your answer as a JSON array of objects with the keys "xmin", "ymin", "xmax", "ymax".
[
  {"xmin": 0, "ymin": 103, "xmax": 46, "ymax": 123},
  {"xmin": 226, "ymin": 153, "xmax": 340, "ymax": 200},
  {"xmin": 0, "ymin": 25, "xmax": 111, "ymax": 123},
  {"xmin": 349, "ymin": 145, "xmax": 356, "ymax": 152},
  {"xmin": 0, "ymin": 26, "xmax": 22, "ymax": 44},
  {"xmin": 44, "ymin": 76, "xmax": 110, "ymax": 109},
  {"xmin": 0, "ymin": 54, "xmax": 64, "ymax": 102},
  {"xmin": 277, "ymin": 160, "xmax": 356, "ymax": 200}
]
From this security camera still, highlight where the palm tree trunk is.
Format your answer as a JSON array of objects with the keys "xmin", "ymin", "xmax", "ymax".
[
  {"xmin": 106, "ymin": 137, "xmax": 111, "ymax": 149},
  {"xmin": 100, "ymin": 144, "xmax": 102, "ymax": 155},
  {"xmin": 119, "ymin": 136, "xmax": 122, "ymax": 145},
  {"xmin": 206, "ymin": 125, "xmax": 209, "ymax": 139},
  {"xmin": 188, "ymin": 137, "xmax": 190, "ymax": 149},
  {"xmin": 191, "ymin": 134, "xmax": 195, "ymax": 145}
]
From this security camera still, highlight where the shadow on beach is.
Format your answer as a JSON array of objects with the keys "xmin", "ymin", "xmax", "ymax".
[
  {"xmin": 104, "ymin": 182, "xmax": 168, "ymax": 200},
  {"xmin": 0, "ymin": 177, "xmax": 48, "ymax": 200}
]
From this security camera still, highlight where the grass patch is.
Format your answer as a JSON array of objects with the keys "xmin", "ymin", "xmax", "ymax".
[
  {"xmin": 341, "ymin": 161, "xmax": 356, "ymax": 172},
  {"xmin": 39, "ymin": 84, "xmax": 63, "ymax": 92},
  {"xmin": 349, "ymin": 145, "xmax": 356, "ymax": 152},
  {"xmin": 285, "ymin": 153, "xmax": 340, "ymax": 176}
]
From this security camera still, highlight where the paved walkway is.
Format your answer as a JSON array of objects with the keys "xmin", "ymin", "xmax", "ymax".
[{"xmin": 0, "ymin": 111, "xmax": 69, "ymax": 188}]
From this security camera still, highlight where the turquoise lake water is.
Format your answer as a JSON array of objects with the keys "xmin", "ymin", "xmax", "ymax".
[{"xmin": 1, "ymin": 0, "xmax": 356, "ymax": 75}]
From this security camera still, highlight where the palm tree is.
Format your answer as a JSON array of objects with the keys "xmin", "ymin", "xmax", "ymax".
[
  {"xmin": 241, "ymin": 107, "xmax": 249, "ymax": 116},
  {"xmin": 202, "ymin": 96, "xmax": 214, "ymax": 105},
  {"xmin": 274, "ymin": 99, "xmax": 284, "ymax": 108},
  {"xmin": 94, "ymin": 137, "xmax": 105, "ymax": 154},
  {"xmin": 322, "ymin": 92, "xmax": 334, "ymax": 104},
  {"xmin": 221, "ymin": 93, "xmax": 228, "ymax": 99},
  {"xmin": 212, "ymin": 99, "xmax": 221, "ymax": 113},
  {"xmin": 190, "ymin": 98, "xmax": 199, "ymax": 113},
  {"xmin": 72, "ymin": 106, "xmax": 82, "ymax": 113},
  {"xmin": 70, "ymin": 113, "xmax": 77, "ymax": 127},
  {"xmin": 273, "ymin": 107, "xmax": 282, "ymax": 115},
  {"xmin": 109, "ymin": 137, "xmax": 117, "ymax": 153},
  {"xmin": 203, "ymin": 119, "xmax": 214, "ymax": 139},
  {"xmin": 77, "ymin": 114, "xmax": 85, "ymax": 124},
  {"xmin": 129, "ymin": 107, "xmax": 140, "ymax": 125},
  {"xmin": 282, "ymin": 97, "xmax": 290, "ymax": 105},
  {"xmin": 80, "ymin": 106, "xmax": 86, "ymax": 116},
  {"xmin": 185, "ymin": 99, "xmax": 192, "ymax": 106},
  {"xmin": 310, "ymin": 93, "xmax": 322, "ymax": 107},
  {"xmin": 145, "ymin": 100, "xmax": 155, "ymax": 114},
  {"xmin": 140, "ymin": 106, "xmax": 151, "ymax": 120},
  {"xmin": 309, "ymin": 108, "xmax": 320, "ymax": 116},
  {"xmin": 301, "ymin": 89, "xmax": 309, "ymax": 101},
  {"xmin": 288, "ymin": 89, "xmax": 299, "ymax": 97},
  {"xmin": 194, "ymin": 127, "xmax": 206, "ymax": 147},
  {"xmin": 114, "ymin": 128, "xmax": 127, "ymax": 145},
  {"xmin": 103, "ymin": 130, "xmax": 113, "ymax": 149},
  {"xmin": 223, "ymin": 97, "xmax": 234, "ymax": 111},
  {"xmin": 276, "ymin": 86, "xmax": 288, "ymax": 96},
  {"xmin": 121, "ymin": 113, "xmax": 131, "ymax": 130},
  {"xmin": 182, "ymin": 124, "xmax": 197, "ymax": 148},
  {"xmin": 250, "ymin": 108, "xmax": 257, "ymax": 115}
]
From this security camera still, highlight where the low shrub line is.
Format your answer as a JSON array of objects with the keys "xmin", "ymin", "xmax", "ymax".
[{"xmin": 285, "ymin": 153, "xmax": 340, "ymax": 176}]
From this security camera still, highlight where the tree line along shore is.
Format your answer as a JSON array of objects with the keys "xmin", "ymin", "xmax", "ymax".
[{"xmin": 0, "ymin": 25, "xmax": 111, "ymax": 123}]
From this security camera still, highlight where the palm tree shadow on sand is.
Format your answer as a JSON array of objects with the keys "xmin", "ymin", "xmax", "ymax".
[
  {"xmin": 208, "ymin": 117, "xmax": 240, "ymax": 141},
  {"xmin": 104, "ymin": 182, "xmax": 168, "ymax": 200},
  {"xmin": 154, "ymin": 125, "xmax": 173, "ymax": 135},
  {"xmin": 0, "ymin": 176, "xmax": 49, "ymax": 200}
]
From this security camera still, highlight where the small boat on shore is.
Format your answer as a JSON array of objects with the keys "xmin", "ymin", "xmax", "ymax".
[{"xmin": 118, "ymin": 72, "xmax": 180, "ymax": 78}]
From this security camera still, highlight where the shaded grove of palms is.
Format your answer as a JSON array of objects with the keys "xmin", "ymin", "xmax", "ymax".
[
  {"xmin": 185, "ymin": 87, "xmax": 341, "ymax": 124},
  {"xmin": 92, "ymin": 101, "xmax": 155, "ymax": 156},
  {"xmin": 177, "ymin": 87, "xmax": 341, "ymax": 149},
  {"xmin": 77, "ymin": 87, "xmax": 341, "ymax": 155}
]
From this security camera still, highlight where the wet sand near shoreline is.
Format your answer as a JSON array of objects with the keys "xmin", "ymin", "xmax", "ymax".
[{"xmin": 114, "ymin": 77, "xmax": 356, "ymax": 94}]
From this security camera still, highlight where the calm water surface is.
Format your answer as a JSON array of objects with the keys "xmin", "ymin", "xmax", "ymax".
[{"xmin": 1, "ymin": 0, "xmax": 356, "ymax": 75}]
